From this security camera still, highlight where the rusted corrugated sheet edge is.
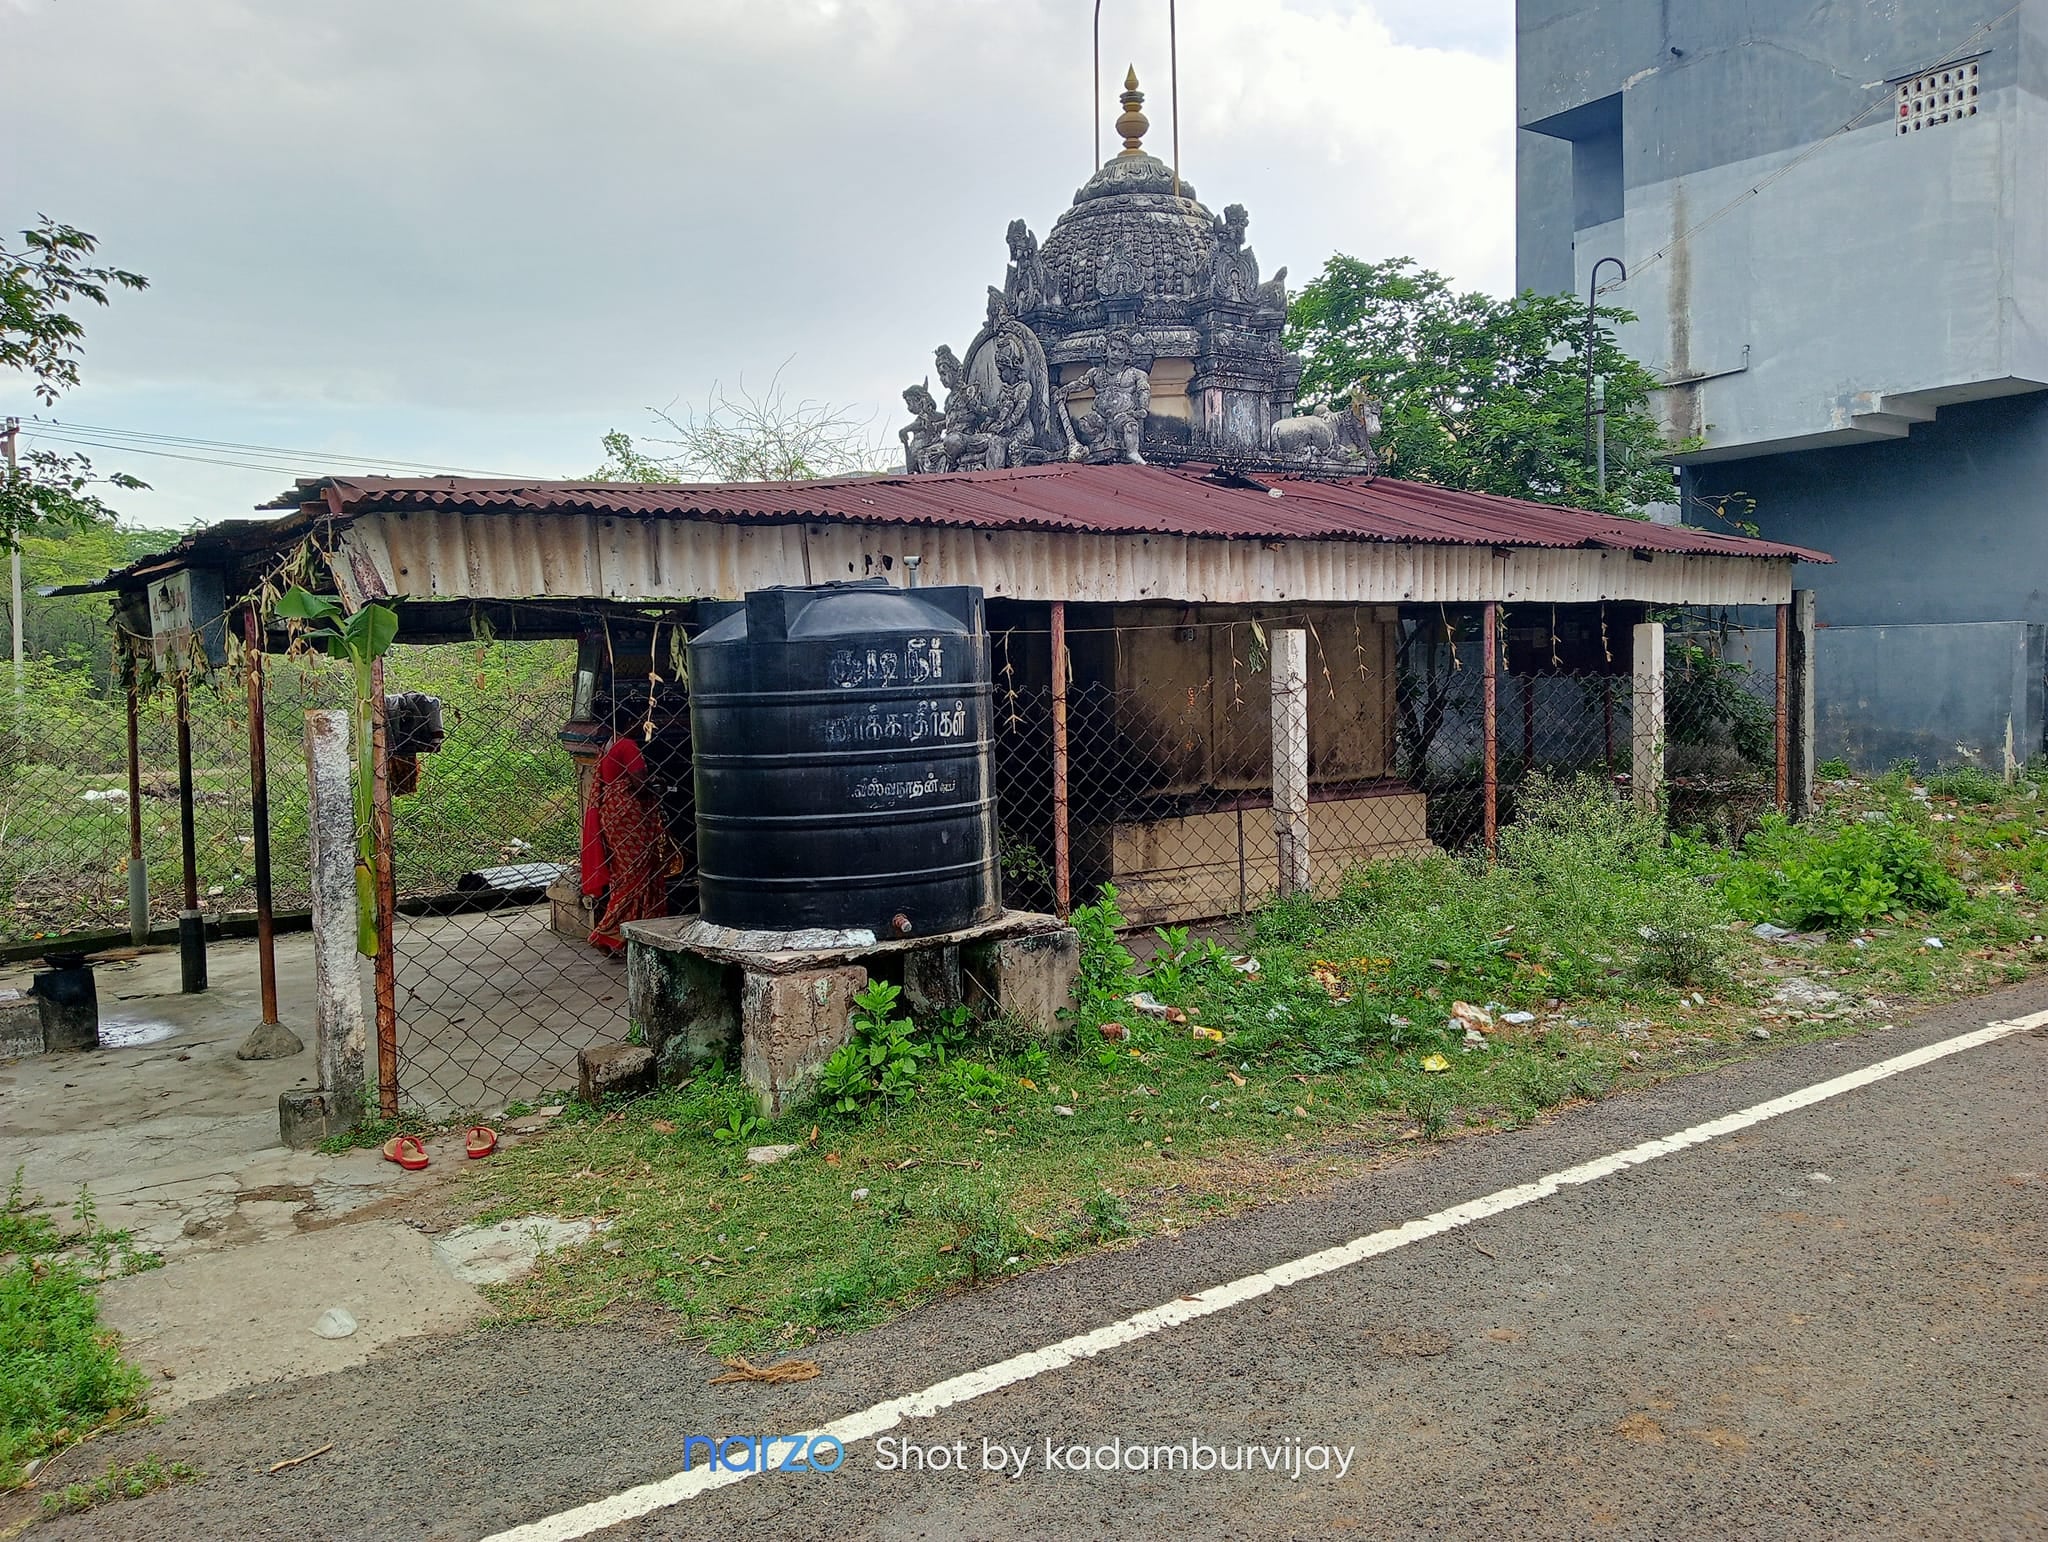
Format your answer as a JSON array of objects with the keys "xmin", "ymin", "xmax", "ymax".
[
  {"xmin": 340, "ymin": 509, "xmax": 1798, "ymax": 609},
  {"xmin": 276, "ymin": 466, "xmax": 1829, "ymax": 564}
]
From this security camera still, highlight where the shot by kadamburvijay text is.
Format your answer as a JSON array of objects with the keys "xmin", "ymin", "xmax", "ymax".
[{"xmin": 873, "ymin": 1434, "xmax": 1358, "ymax": 1482}]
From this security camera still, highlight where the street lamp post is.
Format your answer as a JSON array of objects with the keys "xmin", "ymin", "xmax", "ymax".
[{"xmin": 1584, "ymin": 257, "xmax": 1627, "ymax": 467}]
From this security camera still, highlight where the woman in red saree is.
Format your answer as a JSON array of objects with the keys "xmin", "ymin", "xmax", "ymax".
[{"xmin": 580, "ymin": 733, "xmax": 674, "ymax": 953}]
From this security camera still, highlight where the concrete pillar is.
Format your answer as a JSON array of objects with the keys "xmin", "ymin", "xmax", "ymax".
[
  {"xmin": 280, "ymin": 709, "xmax": 366, "ymax": 1147},
  {"xmin": 1788, "ymin": 590, "xmax": 1817, "ymax": 819},
  {"xmin": 1271, "ymin": 627, "xmax": 1311, "ymax": 895},
  {"xmin": 1632, "ymin": 621, "xmax": 1666, "ymax": 817}
]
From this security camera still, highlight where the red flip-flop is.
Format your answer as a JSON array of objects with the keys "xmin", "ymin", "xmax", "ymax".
[
  {"xmin": 381, "ymin": 1134, "xmax": 429, "ymax": 1171},
  {"xmin": 465, "ymin": 1125, "xmax": 498, "ymax": 1160}
]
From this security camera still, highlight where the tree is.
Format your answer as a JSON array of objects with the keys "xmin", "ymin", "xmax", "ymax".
[
  {"xmin": 1, "ymin": 217, "xmax": 150, "ymax": 548},
  {"xmin": 594, "ymin": 365, "xmax": 888, "ymax": 483},
  {"xmin": 1286, "ymin": 255, "xmax": 1675, "ymax": 516}
]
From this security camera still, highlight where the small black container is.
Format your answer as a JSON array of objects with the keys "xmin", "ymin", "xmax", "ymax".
[{"xmin": 31, "ymin": 953, "xmax": 99, "ymax": 1052}]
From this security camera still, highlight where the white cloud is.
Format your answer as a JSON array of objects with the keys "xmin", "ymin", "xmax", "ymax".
[{"xmin": 2, "ymin": 0, "xmax": 1513, "ymax": 527}]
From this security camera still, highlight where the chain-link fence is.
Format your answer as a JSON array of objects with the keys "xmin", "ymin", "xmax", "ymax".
[
  {"xmin": 0, "ymin": 655, "xmax": 342, "ymax": 947},
  {"xmin": 3, "ymin": 601, "xmax": 1788, "ymax": 1113},
  {"xmin": 988, "ymin": 603, "xmax": 1786, "ymax": 924},
  {"xmin": 380, "ymin": 640, "xmax": 644, "ymax": 1115}
]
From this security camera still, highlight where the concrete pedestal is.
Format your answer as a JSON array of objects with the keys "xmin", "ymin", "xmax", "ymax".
[{"xmin": 625, "ymin": 910, "xmax": 1080, "ymax": 1116}]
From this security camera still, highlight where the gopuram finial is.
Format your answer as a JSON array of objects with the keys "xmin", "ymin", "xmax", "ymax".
[{"xmin": 1116, "ymin": 66, "xmax": 1150, "ymax": 157}]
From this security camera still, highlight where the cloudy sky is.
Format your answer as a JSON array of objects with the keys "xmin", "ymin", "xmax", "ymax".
[{"xmin": 2, "ymin": 0, "xmax": 1514, "ymax": 530}]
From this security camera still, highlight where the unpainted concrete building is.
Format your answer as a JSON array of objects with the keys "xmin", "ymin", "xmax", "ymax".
[{"xmin": 1517, "ymin": 0, "xmax": 2048, "ymax": 772}]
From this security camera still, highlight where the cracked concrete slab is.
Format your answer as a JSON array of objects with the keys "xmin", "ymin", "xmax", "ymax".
[{"xmin": 99, "ymin": 1220, "xmax": 489, "ymax": 1410}]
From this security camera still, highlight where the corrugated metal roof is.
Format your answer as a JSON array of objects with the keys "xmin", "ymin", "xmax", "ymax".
[{"xmin": 261, "ymin": 463, "xmax": 1830, "ymax": 563}]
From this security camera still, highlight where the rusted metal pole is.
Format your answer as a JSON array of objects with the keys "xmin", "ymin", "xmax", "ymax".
[
  {"xmin": 1050, "ymin": 601, "xmax": 1071, "ymax": 919},
  {"xmin": 244, "ymin": 609, "xmax": 279, "ymax": 1026},
  {"xmin": 123, "ymin": 650, "xmax": 147, "ymax": 944},
  {"xmin": 1774, "ymin": 601, "xmax": 1791, "ymax": 812},
  {"xmin": 1482, "ymin": 603, "xmax": 1499, "ymax": 856},
  {"xmin": 174, "ymin": 668, "xmax": 206, "ymax": 992},
  {"xmin": 370, "ymin": 657, "xmax": 399, "ymax": 1117}
]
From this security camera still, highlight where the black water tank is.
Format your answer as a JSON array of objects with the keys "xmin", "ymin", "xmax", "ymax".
[{"xmin": 689, "ymin": 580, "xmax": 999, "ymax": 935}]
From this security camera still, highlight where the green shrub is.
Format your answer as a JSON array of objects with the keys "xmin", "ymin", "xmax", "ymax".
[
  {"xmin": 1065, "ymin": 885, "xmax": 1137, "ymax": 1027},
  {"xmin": 1816, "ymin": 757, "xmax": 1854, "ymax": 780},
  {"xmin": 1925, "ymin": 764, "xmax": 2004, "ymax": 804},
  {"xmin": 1723, "ymin": 811, "xmax": 1963, "ymax": 931},
  {"xmin": 1636, "ymin": 877, "xmax": 1733, "ymax": 987},
  {"xmin": 816, "ymin": 981, "xmax": 923, "ymax": 1116}
]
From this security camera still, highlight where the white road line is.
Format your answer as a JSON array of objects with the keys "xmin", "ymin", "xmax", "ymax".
[{"xmin": 484, "ymin": 1011, "xmax": 2046, "ymax": 1542}]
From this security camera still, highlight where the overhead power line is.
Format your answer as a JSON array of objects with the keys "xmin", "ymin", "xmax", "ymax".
[{"xmin": 12, "ymin": 415, "xmax": 530, "ymax": 479}]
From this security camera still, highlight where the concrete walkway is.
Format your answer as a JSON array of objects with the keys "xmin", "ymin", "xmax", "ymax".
[{"xmin": 0, "ymin": 936, "xmax": 582, "ymax": 1412}]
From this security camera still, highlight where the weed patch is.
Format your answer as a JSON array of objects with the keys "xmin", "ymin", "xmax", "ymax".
[
  {"xmin": 37, "ymin": 1454, "xmax": 199, "ymax": 1518},
  {"xmin": 1, "ymin": 1174, "xmax": 156, "ymax": 1490},
  {"xmin": 463, "ymin": 772, "xmax": 2048, "ymax": 1362}
]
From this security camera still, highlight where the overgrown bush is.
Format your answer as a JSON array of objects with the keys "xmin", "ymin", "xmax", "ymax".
[
  {"xmin": 1722, "ymin": 810, "xmax": 1964, "ymax": 931},
  {"xmin": 1235, "ymin": 775, "xmax": 1735, "ymax": 1070}
]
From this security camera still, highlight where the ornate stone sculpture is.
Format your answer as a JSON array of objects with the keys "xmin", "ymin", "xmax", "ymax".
[
  {"xmin": 1207, "ymin": 204, "xmax": 1259, "ymax": 303},
  {"xmin": 962, "ymin": 288, "xmax": 1062, "ymax": 467},
  {"xmin": 1060, "ymin": 328, "xmax": 1152, "ymax": 464},
  {"xmin": 1004, "ymin": 220, "xmax": 1055, "ymax": 314},
  {"xmin": 1098, "ymin": 235, "xmax": 1143, "ymax": 301},
  {"xmin": 899, "ymin": 65, "xmax": 1338, "ymax": 475},
  {"xmin": 899, "ymin": 381, "xmax": 943, "ymax": 473},
  {"xmin": 933, "ymin": 344, "xmax": 996, "ymax": 472},
  {"xmin": 984, "ymin": 339, "xmax": 1038, "ymax": 469},
  {"xmin": 1271, "ymin": 398, "xmax": 1380, "ymax": 468}
]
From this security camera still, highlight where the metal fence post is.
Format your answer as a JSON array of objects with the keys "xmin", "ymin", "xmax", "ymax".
[
  {"xmin": 122, "ymin": 650, "xmax": 148, "ymax": 945},
  {"xmin": 1272, "ymin": 627, "xmax": 1311, "ymax": 896},
  {"xmin": 1789, "ymin": 589, "xmax": 1817, "ymax": 818},
  {"xmin": 1632, "ymin": 621, "xmax": 1666, "ymax": 816},
  {"xmin": 286, "ymin": 708, "xmax": 366, "ymax": 1145},
  {"xmin": 1050, "ymin": 601, "xmax": 1071, "ymax": 918},
  {"xmin": 370, "ymin": 656, "xmax": 400, "ymax": 1117},
  {"xmin": 173, "ymin": 667, "xmax": 206, "ymax": 992},
  {"xmin": 1482, "ymin": 602, "xmax": 1499, "ymax": 856},
  {"xmin": 235, "ymin": 608, "xmax": 302, "ymax": 1061}
]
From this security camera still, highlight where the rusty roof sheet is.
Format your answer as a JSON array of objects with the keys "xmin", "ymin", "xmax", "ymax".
[{"xmin": 260, "ymin": 463, "xmax": 1830, "ymax": 563}]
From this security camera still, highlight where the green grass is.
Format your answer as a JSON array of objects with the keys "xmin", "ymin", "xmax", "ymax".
[
  {"xmin": 0, "ymin": 638, "xmax": 581, "ymax": 944},
  {"xmin": 464, "ymin": 769, "xmax": 2048, "ymax": 1357},
  {"xmin": 0, "ymin": 1176, "xmax": 158, "ymax": 1491},
  {"xmin": 37, "ymin": 1454, "xmax": 199, "ymax": 1518}
]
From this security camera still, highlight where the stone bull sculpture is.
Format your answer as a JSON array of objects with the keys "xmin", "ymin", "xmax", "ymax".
[{"xmin": 1270, "ymin": 399, "xmax": 1380, "ymax": 467}]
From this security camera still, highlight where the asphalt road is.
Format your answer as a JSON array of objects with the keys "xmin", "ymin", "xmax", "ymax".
[{"xmin": 35, "ymin": 984, "xmax": 2048, "ymax": 1542}]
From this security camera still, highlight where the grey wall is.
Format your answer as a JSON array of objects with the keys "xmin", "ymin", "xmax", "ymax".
[
  {"xmin": 1691, "ymin": 393, "xmax": 2048, "ymax": 629},
  {"xmin": 1731, "ymin": 618, "xmax": 2045, "ymax": 774},
  {"xmin": 1516, "ymin": 1, "xmax": 2048, "ymax": 459}
]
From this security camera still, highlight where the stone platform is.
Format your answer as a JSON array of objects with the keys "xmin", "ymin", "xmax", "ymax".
[{"xmin": 622, "ymin": 910, "xmax": 1080, "ymax": 1114}]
